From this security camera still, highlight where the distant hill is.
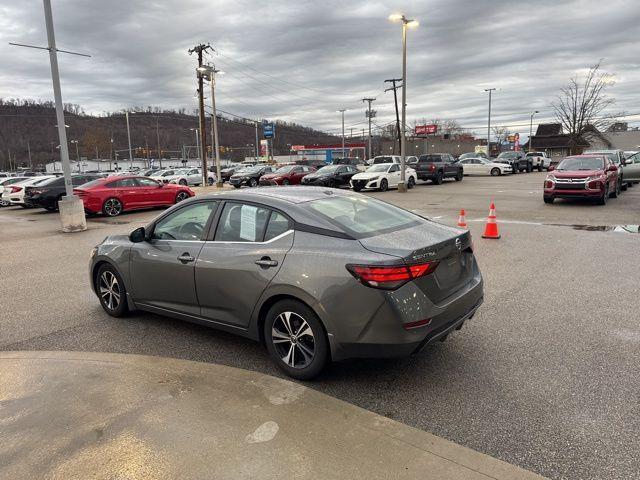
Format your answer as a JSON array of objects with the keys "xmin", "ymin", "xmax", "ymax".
[{"xmin": 0, "ymin": 99, "xmax": 339, "ymax": 169}]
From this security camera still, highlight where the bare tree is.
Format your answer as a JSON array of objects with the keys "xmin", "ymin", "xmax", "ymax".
[
  {"xmin": 551, "ymin": 62, "xmax": 618, "ymax": 154},
  {"xmin": 492, "ymin": 126, "xmax": 511, "ymax": 146}
]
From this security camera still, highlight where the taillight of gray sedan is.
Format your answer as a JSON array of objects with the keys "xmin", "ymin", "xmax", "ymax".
[{"xmin": 89, "ymin": 187, "xmax": 483, "ymax": 379}]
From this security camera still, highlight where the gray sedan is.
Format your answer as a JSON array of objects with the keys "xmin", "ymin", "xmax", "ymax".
[{"xmin": 89, "ymin": 188, "xmax": 483, "ymax": 379}]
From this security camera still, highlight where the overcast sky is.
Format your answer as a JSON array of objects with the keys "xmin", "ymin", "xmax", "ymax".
[{"xmin": 1, "ymin": 0, "xmax": 639, "ymax": 139}]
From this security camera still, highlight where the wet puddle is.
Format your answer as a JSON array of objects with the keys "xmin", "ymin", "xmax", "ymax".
[{"xmin": 547, "ymin": 224, "xmax": 639, "ymax": 233}]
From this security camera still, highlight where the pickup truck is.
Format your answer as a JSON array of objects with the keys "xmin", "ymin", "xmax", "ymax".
[
  {"xmin": 413, "ymin": 153, "xmax": 463, "ymax": 184},
  {"xmin": 524, "ymin": 151, "xmax": 551, "ymax": 171}
]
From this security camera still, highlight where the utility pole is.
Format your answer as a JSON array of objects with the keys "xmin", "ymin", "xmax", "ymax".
[
  {"xmin": 362, "ymin": 98, "xmax": 376, "ymax": 160},
  {"xmin": 254, "ymin": 122, "xmax": 259, "ymax": 160},
  {"xmin": 125, "ymin": 110, "xmax": 133, "ymax": 169},
  {"xmin": 485, "ymin": 88, "xmax": 496, "ymax": 157},
  {"xmin": 338, "ymin": 109, "xmax": 346, "ymax": 158},
  {"xmin": 198, "ymin": 64, "xmax": 223, "ymax": 187},
  {"xmin": 27, "ymin": 140, "xmax": 32, "ymax": 170},
  {"xmin": 384, "ymin": 78, "xmax": 403, "ymax": 155},
  {"xmin": 529, "ymin": 110, "xmax": 539, "ymax": 153},
  {"xmin": 156, "ymin": 116, "xmax": 162, "ymax": 169},
  {"xmin": 188, "ymin": 43, "xmax": 212, "ymax": 179}
]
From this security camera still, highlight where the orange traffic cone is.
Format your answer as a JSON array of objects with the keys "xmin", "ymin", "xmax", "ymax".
[
  {"xmin": 481, "ymin": 202, "xmax": 501, "ymax": 239},
  {"xmin": 457, "ymin": 209, "xmax": 468, "ymax": 228}
]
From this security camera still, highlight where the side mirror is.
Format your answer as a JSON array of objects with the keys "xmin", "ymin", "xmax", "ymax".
[
  {"xmin": 129, "ymin": 226, "xmax": 146, "ymax": 243},
  {"xmin": 548, "ymin": 165, "xmax": 555, "ymax": 172},
  {"xmin": 625, "ymin": 159, "xmax": 633, "ymax": 165},
  {"xmin": 608, "ymin": 165, "xmax": 618, "ymax": 172}
]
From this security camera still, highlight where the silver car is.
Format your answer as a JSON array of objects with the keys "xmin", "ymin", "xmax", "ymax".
[{"xmin": 89, "ymin": 188, "xmax": 484, "ymax": 379}]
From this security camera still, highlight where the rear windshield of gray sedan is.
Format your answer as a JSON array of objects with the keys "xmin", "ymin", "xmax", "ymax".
[{"xmin": 304, "ymin": 195, "xmax": 420, "ymax": 238}]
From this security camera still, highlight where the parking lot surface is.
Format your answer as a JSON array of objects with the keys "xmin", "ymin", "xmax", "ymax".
[{"xmin": 1, "ymin": 172, "xmax": 639, "ymax": 480}]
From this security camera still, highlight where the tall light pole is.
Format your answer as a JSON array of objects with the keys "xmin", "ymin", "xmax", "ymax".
[
  {"xmin": 125, "ymin": 110, "xmax": 133, "ymax": 169},
  {"xmin": 156, "ymin": 117, "xmax": 162, "ymax": 169},
  {"xmin": 27, "ymin": 140, "xmax": 32, "ymax": 170},
  {"xmin": 485, "ymin": 88, "xmax": 496, "ymax": 157},
  {"xmin": 529, "ymin": 110, "xmax": 539, "ymax": 152},
  {"xmin": 389, "ymin": 13, "xmax": 419, "ymax": 193},
  {"xmin": 198, "ymin": 64, "xmax": 224, "ymax": 187},
  {"xmin": 190, "ymin": 128, "xmax": 199, "ymax": 164},
  {"xmin": 338, "ymin": 109, "xmax": 346, "ymax": 158},
  {"xmin": 70, "ymin": 139, "xmax": 80, "ymax": 172}
]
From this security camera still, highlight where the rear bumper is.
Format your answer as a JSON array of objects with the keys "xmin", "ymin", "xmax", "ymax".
[{"xmin": 329, "ymin": 266, "xmax": 484, "ymax": 361}]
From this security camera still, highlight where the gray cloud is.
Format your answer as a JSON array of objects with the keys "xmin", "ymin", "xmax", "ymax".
[{"xmin": 1, "ymin": 0, "xmax": 639, "ymax": 139}]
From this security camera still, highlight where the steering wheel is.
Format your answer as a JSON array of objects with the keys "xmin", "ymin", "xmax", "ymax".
[{"xmin": 178, "ymin": 221, "xmax": 204, "ymax": 239}]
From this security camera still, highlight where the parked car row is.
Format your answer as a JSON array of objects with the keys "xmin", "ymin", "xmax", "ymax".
[{"xmin": 1, "ymin": 173, "xmax": 194, "ymax": 217}]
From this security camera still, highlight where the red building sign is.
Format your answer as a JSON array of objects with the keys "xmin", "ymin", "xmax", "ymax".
[{"xmin": 415, "ymin": 124, "xmax": 438, "ymax": 136}]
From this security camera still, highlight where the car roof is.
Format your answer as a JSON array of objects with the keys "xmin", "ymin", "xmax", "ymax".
[{"xmin": 201, "ymin": 186, "xmax": 351, "ymax": 205}]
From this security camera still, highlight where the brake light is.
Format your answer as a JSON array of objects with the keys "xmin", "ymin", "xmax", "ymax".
[
  {"xmin": 10, "ymin": 186, "xmax": 23, "ymax": 193},
  {"xmin": 347, "ymin": 261, "xmax": 439, "ymax": 290},
  {"xmin": 429, "ymin": 164, "xmax": 436, "ymax": 171}
]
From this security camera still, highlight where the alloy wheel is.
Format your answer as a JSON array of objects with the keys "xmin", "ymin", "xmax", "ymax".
[
  {"xmin": 103, "ymin": 198, "xmax": 122, "ymax": 216},
  {"xmin": 99, "ymin": 270, "xmax": 121, "ymax": 311},
  {"xmin": 176, "ymin": 192, "xmax": 189, "ymax": 203},
  {"xmin": 271, "ymin": 311, "xmax": 315, "ymax": 369}
]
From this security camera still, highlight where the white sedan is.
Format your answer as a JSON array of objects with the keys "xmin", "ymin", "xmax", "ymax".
[
  {"xmin": 0, "ymin": 177, "xmax": 29, "ymax": 206},
  {"xmin": 350, "ymin": 163, "xmax": 417, "ymax": 192},
  {"xmin": 458, "ymin": 157, "xmax": 512, "ymax": 176},
  {"xmin": 1, "ymin": 176, "xmax": 56, "ymax": 207}
]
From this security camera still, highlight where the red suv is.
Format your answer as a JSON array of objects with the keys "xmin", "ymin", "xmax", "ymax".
[{"xmin": 543, "ymin": 155, "xmax": 619, "ymax": 205}]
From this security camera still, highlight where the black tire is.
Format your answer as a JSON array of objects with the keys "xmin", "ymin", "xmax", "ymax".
[
  {"xmin": 102, "ymin": 197, "xmax": 123, "ymax": 217},
  {"xmin": 621, "ymin": 177, "xmax": 628, "ymax": 191},
  {"xmin": 490, "ymin": 167, "xmax": 501, "ymax": 176},
  {"xmin": 433, "ymin": 171, "xmax": 444, "ymax": 185},
  {"xmin": 455, "ymin": 170, "xmax": 463, "ymax": 181},
  {"xmin": 233, "ymin": 184, "xmax": 241, "ymax": 189},
  {"xmin": 352, "ymin": 185, "xmax": 362, "ymax": 192},
  {"xmin": 249, "ymin": 178, "xmax": 258, "ymax": 187},
  {"xmin": 264, "ymin": 299, "xmax": 329, "ymax": 380},
  {"xmin": 526, "ymin": 163, "xmax": 533, "ymax": 173},
  {"xmin": 95, "ymin": 263, "xmax": 129, "ymax": 317},
  {"xmin": 598, "ymin": 185, "xmax": 609, "ymax": 205},
  {"xmin": 407, "ymin": 176, "xmax": 416, "ymax": 189},
  {"xmin": 611, "ymin": 179, "xmax": 620, "ymax": 198},
  {"xmin": 282, "ymin": 179, "xmax": 290, "ymax": 186},
  {"xmin": 537, "ymin": 164, "xmax": 543, "ymax": 172},
  {"xmin": 178, "ymin": 179, "xmax": 187, "ymax": 186},
  {"xmin": 543, "ymin": 196, "xmax": 554, "ymax": 204},
  {"xmin": 511, "ymin": 165, "xmax": 518, "ymax": 174},
  {"xmin": 208, "ymin": 177, "xmax": 214, "ymax": 186},
  {"xmin": 379, "ymin": 178, "xmax": 388, "ymax": 192},
  {"xmin": 175, "ymin": 191, "xmax": 190, "ymax": 203}
]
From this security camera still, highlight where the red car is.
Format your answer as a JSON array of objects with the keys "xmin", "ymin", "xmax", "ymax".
[
  {"xmin": 544, "ymin": 155, "xmax": 619, "ymax": 205},
  {"xmin": 258, "ymin": 164, "xmax": 316, "ymax": 186},
  {"xmin": 74, "ymin": 176, "xmax": 194, "ymax": 216}
]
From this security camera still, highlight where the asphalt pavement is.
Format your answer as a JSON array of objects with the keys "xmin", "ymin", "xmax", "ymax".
[{"xmin": 1, "ymin": 171, "xmax": 639, "ymax": 480}]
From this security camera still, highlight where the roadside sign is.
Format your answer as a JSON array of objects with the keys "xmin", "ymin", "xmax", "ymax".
[
  {"xmin": 415, "ymin": 124, "xmax": 438, "ymax": 136},
  {"xmin": 263, "ymin": 121, "xmax": 275, "ymax": 139}
]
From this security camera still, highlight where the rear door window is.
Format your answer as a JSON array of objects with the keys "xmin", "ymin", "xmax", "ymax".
[{"xmin": 214, "ymin": 203, "xmax": 270, "ymax": 242}]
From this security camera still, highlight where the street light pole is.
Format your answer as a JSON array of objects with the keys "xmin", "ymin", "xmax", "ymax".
[
  {"xmin": 125, "ymin": 110, "xmax": 133, "ymax": 170},
  {"xmin": 254, "ymin": 122, "xmax": 259, "ymax": 161},
  {"xmin": 339, "ymin": 109, "xmax": 346, "ymax": 158},
  {"xmin": 485, "ymin": 88, "xmax": 496, "ymax": 157},
  {"xmin": 156, "ymin": 117, "xmax": 162, "ymax": 169},
  {"xmin": 389, "ymin": 13, "xmax": 418, "ymax": 193},
  {"xmin": 529, "ymin": 110, "xmax": 539, "ymax": 152},
  {"xmin": 70, "ymin": 140, "xmax": 80, "ymax": 172}
]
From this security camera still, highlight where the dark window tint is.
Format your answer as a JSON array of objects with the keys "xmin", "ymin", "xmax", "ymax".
[
  {"xmin": 418, "ymin": 155, "xmax": 442, "ymax": 162},
  {"xmin": 136, "ymin": 177, "xmax": 159, "ymax": 187},
  {"xmin": 215, "ymin": 203, "xmax": 270, "ymax": 242},
  {"xmin": 152, "ymin": 201, "xmax": 218, "ymax": 240},
  {"xmin": 107, "ymin": 178, "xmax": 137, "ymax": 188},
  {"xmin": 389, "ymin": 164, "xmax": 400, "ymax": 172},
  {"xmin": 264, "ymin": 211, "xmax": 291, "ymax": 241}
]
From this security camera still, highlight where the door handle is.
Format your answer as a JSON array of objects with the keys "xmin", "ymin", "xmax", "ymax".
[
  {"xmin": 255, "ymin": 257, "xmax": 278, "ymax": 268},
  {"xmin": 177, "ymin": 252, "xmax": 195, "ymax": 264}
]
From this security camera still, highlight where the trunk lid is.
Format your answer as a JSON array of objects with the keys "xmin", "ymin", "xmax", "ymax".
[{"xmin": 359, "ymin": 221, "xmax": 474, "ymax": 303}]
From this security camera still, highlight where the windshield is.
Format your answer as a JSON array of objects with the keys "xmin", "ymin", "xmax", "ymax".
[
  {"xmin": 418, "ymin": 155, "xmax": 441, "ymax": 162},
  {"xmin": 459, "ymin": 153, "xmax": 476, "ymax": 160},
  {"xmin": 304, "ymin": 195, "xmax": 420, "ymax": 239},
  {"xmin": 274, "ymin": 165, "xmax": 296, "ymax": 174},
  {"xmin": 556, "ymin": 156, "xmax": 604, "ymax": 171},
  {"xmin": 317, "ymin": 165, "xmax": 340, "ymax": 173},
  {"xmin": 78, "ymin": 178, "xmax": 106, "ymax": 189},
  {"xmin": 366, "ymin": 164, "xmax": 391, "ymax": 172},
  {"xmin": 497, "ymin": 152, "xmax": 516, "ymax": 158},
  {"xmin": 372, "ymin": 156, "xmax": 393, "ymax": 164},
  {"xmin": 242, "ymin": 166, "xmax": 263, "ymax": 174}
]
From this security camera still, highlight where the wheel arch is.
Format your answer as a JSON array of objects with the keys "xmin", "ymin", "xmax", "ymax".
[{"xmin": 91, "ymin": 257, "xmax": 135, "ymax": 310}]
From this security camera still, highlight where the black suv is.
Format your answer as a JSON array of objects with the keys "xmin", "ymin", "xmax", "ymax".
[
  {"xmin": 495, "ymin": 151, "xmax": 532, "ymax": 173},
  {"xmin": 26, "ymin": 174, "xmax": 104, "ymax": 211},
  {"xmin": 229, "ymin": 165, "xmax": 274, "ymax": 188},
  {"xmin": 413, "ymin": 153, "xmax": 463, "ymax": 184}
]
